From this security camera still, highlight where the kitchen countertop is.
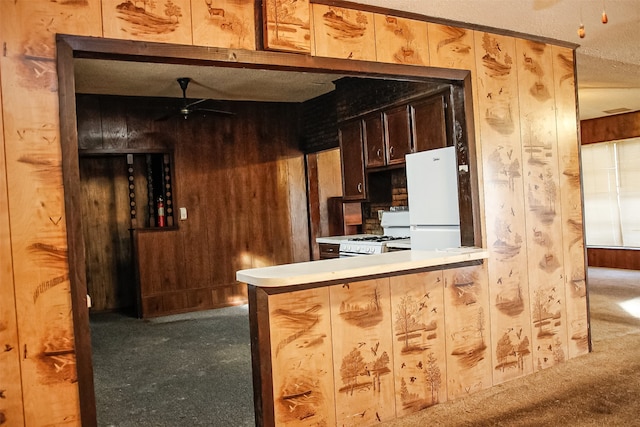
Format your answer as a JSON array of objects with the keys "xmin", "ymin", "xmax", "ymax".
[
  {"xmin": 236, "ymin": 247, "xmax": 488, "ymax": 288},
  {"xmin": 315, "ymin": 234, "xmax": 376, "ymax": 244}
]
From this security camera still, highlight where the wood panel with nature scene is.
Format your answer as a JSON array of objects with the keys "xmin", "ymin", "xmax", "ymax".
[
  {"xmin": 330, "ymin": 278, "xmax": 395, "ymax": 426},
  {"xmin": 192, "ymin": 0, "xmax": 255, "ymax": 50},
  {"xmin": 267, "ymin": 287, "xmax": 336, "ymax": 426},
  {"xmin": 102, "ymin": 0, "xmax": 193, "ymax": 44},
  {"xmin": 389, "ymin": 271, "xmax": 447, "ymax": 418},
  {"xmin": 427, "ymin": 24, "xmax": 475, "ymax": 71},
  {"xmin": 0, "ymin": 0, "xmax": 107, "ymax": 420},
  {"xmin": 374, "ymin": 15, "xmax": 429, "ymax": 66},
  {"xmin": 443, "ymin": 264, "xmax": 491, "ymax": 400},
  {"xmin": 552, "ymin": 45, "xmax": 589, "ymax": 358},
  {"xmin": 0, "ymin": 59, "xmax": 25, "ymax": 427},
  {"xmin": 472, "ymin": 31, "xmax": 535, "ymax": 384},
  {"xmin": 263, "ymin": 0, "xmax": 311, "ymax": 53},
  {"xmin": 516, "ymin": 39, "xmax": 569, "ymax": 371},
  {"xmin": 311, "ymin": 4, "xmax": 376, "ymax": 61}
]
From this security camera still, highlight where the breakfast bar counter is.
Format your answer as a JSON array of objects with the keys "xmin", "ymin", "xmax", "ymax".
[
  {"xmin": 237, "ymin": 248, "xmax": 493, "ymax": 427},
  {"xmin": 237, "ymin": 247, "xmax": 488, "ymax": 288}
]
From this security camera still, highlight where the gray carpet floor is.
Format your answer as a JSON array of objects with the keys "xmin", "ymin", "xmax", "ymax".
[
  {"xmin": 91, "ymin": 267, "xmax": 640, "ymax": 426},
  {"xmin": 90, "ymin": 305, "xmax": 254, "ymax": 426}
]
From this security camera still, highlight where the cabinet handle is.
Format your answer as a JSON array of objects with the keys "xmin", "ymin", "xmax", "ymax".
[
  {"xmin": 357, "ymin": 182, "xmax": 363, "ymax": 193},
  {"xmin": 389, "ymin": 146, "xmax": 395, "ymax": 158},
  {"xmin": 376, "ymin": 148, "xmax": 382, "ymax": 158}
]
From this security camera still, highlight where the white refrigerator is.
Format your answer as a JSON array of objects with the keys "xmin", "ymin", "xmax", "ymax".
[{"xmin": 405, "ymin": 146, "xmax": 461, "ymax": 250}]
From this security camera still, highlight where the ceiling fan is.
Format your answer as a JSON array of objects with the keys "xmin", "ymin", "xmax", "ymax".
[{"xmin": 157, "ymin": 77, "xmax": 233, "ymax": 120}]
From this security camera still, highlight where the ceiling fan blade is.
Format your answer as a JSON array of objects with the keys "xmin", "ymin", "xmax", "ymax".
[
  {"xmin": 194, "ymin": 108, "xmax": 235, "ymax": 116},
  {"xmin": 155, "ymin": 111, "xmax": 176, "ymax": 121},
  {"xmin": 184, "ymin": 98, "xmax": 209, "ymax": 109}
]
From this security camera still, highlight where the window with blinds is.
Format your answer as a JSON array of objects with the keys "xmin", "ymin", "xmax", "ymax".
[{"xmin": 581, "ymin": 137, "xmax": 640, "ymax": 247}]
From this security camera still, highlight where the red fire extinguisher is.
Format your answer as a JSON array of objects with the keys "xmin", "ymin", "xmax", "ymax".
[{"xmin": 157, "ymin": 196, "xmax": 166, "ymax": 227}]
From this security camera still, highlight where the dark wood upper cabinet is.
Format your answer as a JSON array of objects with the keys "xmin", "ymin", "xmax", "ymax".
[
  {"xmin": 384, "ymin": 105, "xmax": 413, "ymax": 164},
  {"xmin": 411, "ymin": 94, "xmax": 449, "ymax": 152},
  {"xmin": 339, "ymin": 120, "xmax": 367, "ymax": 200},
  {"xmin": 363, "ymin": 113, "xmax": 385, "ymax": 168}
]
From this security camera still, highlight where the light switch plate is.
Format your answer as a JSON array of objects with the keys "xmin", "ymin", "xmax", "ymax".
[{"xmin": 179, "ymin": 207, "xmax": 187, "ymax": 220}]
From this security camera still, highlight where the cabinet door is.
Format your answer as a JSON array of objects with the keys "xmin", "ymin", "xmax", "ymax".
[
  {"xmin": 339, "ymin": 120, "xmax": 367, "ymax": 200},
  {"xmin": 384, "ymin": 105, "xmax": 413, "ymax": 164},
  {"xmin": 411, "ymin": 95, "xmax": 448, "ymax": 152},
  {"xmin": 363, "ymin": 112, "xmax": 385, "ymax": 168}
]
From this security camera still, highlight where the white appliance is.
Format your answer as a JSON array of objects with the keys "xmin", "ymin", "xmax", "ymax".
[
  {"xmin": 338, "ymin": 211, "xmax": 410, "ymax": 256},
  {"xmin": 406, "ymin": 146, "xmax": 461, "ymax": 250},
  {"xmin": 337, "ymin": 235, "xmax": 407, "ymax": 256},
  {"xmin": 380, "ymin": 209, "xmax": 411, "ymax": 237}
]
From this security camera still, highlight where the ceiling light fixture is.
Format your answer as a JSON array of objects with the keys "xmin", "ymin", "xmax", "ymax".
[{"xmin": 578, "ymin": 2, "xmax": 610, "ymax": 39}]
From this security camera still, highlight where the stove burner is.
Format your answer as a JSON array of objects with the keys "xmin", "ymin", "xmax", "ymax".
[{"xmin": 349, "ymin": 235, "xmax": 409, "ymax": 242}]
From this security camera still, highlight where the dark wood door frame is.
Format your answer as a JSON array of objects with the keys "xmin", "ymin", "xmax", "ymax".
[{"xmin": 56, "ymin": 34, "xmax": 477, "ymax": 425}]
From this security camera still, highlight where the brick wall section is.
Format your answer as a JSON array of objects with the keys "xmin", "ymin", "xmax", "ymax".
[
  {"xmin": 300, "ymin": 91, "xmax": 338, "ymax": 153},
  {"xmin": 334, "ymin": 77, "xmax": 448, "ymax": 122},
  {"xmin": 363, "ymin": 169, "xmax": 408, "ymax": 234}
]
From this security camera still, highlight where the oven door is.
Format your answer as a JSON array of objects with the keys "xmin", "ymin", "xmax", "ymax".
[
  {"xmin": 339, "ymin": 251, "xmax": 365, "ymax": 258},
  {"xmin": 338, "ymin": 242, "xmax": 383, "ymax": 257}
]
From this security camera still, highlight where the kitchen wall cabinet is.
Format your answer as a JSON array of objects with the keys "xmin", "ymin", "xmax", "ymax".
[
  {"xmin": 363, "ymin": 113, "xmax": 386, "ymax": 168},
  {"xmin": 384, "ymin": 105, "xmax": 414, "ymax": 164},
  {"xmin": 364, "ymin": 106, "xmax": 413, "ymax": 168},
  {"xmin": 339, "ymin": 120, "xmax": 367, "ymax": 200},
  {"xmin": 411, "ymin": 94, "xmax": 450, "ymax": 152}
]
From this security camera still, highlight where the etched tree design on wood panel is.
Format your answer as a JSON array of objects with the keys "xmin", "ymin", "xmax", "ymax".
[
  {"xmin": 481, "ymin": 33, "xmax": 515, "ymax": 135},
  {"xmin": 532, "ymin": 288, "xmax": 561, "ymax": 338},
  {"xmin": 423, "ymin": 352, "xmax": 442, "ymax": 405},
  {"xmin": 488, "ymin": 147, "xmax": 521, "ymax": 190},
  {"xmin": 494, "ymin": 265, "xmax": 525, "ymax": 316},
  {"xmin": 450, "ymin": 306, "xmax": 487, "ymax": 369},
  {"xmin": 339, "ymin": 346, "xmax": 391, "ymax": 396},
  {"xmin": 340, "ymin": 347, "xmax": 366, "ymax": 396},
  {"xmin": 371, "ymin": 351, "xmax": 391, "ymax": 393},
  {"xmin": 266, "ymin": 0, "xmax": 308, "ymax": 47},
  {"xmin": 340, "ymin": 286, "xmax": 383, "ymax": 328},
  {"xmin": 493, "ymin": 217, "xmax": 523, "ymax": 259},
  {"xmin": 115, "ymin": 0, "xmax": 183, "ymax": 35},
  {"xmin": 495, "ymin": 330, "xmax": 530, "ymax": 372},
  {"xmin": 323, "ymin": 7, "xmax": 368, "ymax": 40},
  {"xmin": 394, "ymin": 295, "xmax": 424, "ymax": 352}
]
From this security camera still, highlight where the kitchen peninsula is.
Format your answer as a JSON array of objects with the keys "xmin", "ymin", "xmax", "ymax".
[{"xmin": 237, "ymin": 248, "xmax": 489, "ymax": 427}]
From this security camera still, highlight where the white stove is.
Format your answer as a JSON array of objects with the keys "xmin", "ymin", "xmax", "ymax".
[
  {"xmin": 338, "ymin": 235, "xmax": 410, "ymax": 256},
  {"xmin": 338, "ymin": 210, "xmax": 410, "ymax": 256}
]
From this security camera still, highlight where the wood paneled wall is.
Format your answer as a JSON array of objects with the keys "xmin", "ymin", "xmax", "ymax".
[
  {"xmin": 581, "ymin": 110, "xmax": 640, "ymax": 145},
  {"xmin": 77, "ymin": 95, "xmax": 306, "ymax": 316},
  {"xmin": 0, "ymin": 0, "xmax": 588, "ymax": 425}
]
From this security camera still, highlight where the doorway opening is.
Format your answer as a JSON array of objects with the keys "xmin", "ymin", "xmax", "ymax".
[{"xmin": 57, "ymin": 34, "xmax": 477, "ymax": 424}]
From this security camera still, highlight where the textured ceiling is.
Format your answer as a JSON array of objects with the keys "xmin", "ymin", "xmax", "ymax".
[
  {"xmin": 74, "ymin": 0, "xmax": 640, "ymax": 120},
  {"xmin": 354, "ymin": 0, "xmax": 640, "ymax": 120}
]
